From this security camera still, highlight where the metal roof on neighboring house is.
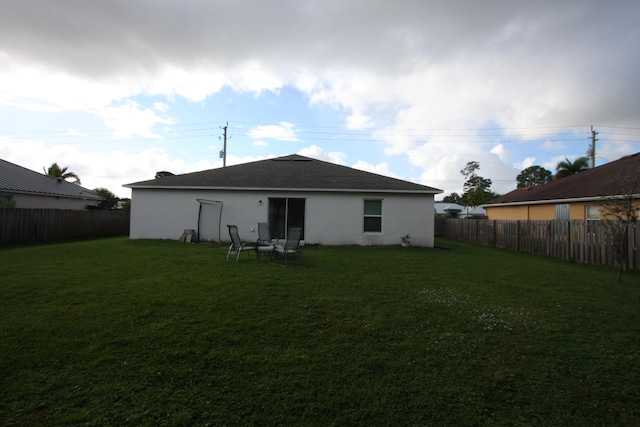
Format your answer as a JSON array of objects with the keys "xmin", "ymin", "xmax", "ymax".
[
  {"xmin": 0, "ymin": 158, "xmax": 102, "ymax": 200},
  {"xmin": 125, "ymin": 154, "xmax": 442, "ymax": 194},
  {"xmin": 484, "ymin": 152, "xmax": 640, "ymax": 207}
]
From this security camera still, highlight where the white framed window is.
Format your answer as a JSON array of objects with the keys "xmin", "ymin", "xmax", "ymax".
[
  {"xmin": 586, "ymin": 205, "xmax": 600, "ymax": 220},
  {"xmin": 363, "ymin": 199, "xmax": 382, "ymax": 233}
]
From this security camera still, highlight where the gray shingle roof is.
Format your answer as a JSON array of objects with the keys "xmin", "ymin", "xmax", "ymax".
[
  {"xmin": 484, "ymin": 152, "xmax": 640, "ymax": 206},
  {"xmin": 0, "ymin": 158, "xmax": 101, "ymax": 200},
  {"xmin": 125, "ymin": 154, "xmax": 441, "ymax": 194}
]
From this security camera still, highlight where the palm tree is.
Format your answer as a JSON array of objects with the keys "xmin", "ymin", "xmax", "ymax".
[
  {"xmin": 554, "ymin": 156, "xmax": 590, "ymax": 180},
  {"xmin": 44, "ymin": 162, "xmax": 81, "ymax": 184}
]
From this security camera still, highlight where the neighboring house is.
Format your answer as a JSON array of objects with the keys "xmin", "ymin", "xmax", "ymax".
[
  {"xmin": 434, "ymin": 202, "xmax": 486, "ymax": 218},
  {"xmin": 483, "ymin": 153, "xmax": 640, "ymax": 220},
  {"xmin": 124, "ymin": 154, "xmax": 442, "ymax": 246},
  {"xmin": 0, "ymin": 158, "xmax": 102, "ymax": 210}
]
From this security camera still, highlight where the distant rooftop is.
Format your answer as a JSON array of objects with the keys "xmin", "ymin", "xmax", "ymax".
[
  {"xmin": 0, "ymin": 158, "xmax": 101, "ymax": 200},
  {"xmin": 485, "ymin": 153, "xmax": 640, "ymax": 206}
]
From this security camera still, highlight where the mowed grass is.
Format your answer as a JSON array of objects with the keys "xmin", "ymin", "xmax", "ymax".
[{"xmin": 1, "ymin": 238, "xmax": 639, "ymax": 426}]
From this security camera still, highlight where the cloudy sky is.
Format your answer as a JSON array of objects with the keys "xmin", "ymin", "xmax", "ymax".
[{"xmin": 2, "ymin": 0, "xmax": 639, "ymax": 198}]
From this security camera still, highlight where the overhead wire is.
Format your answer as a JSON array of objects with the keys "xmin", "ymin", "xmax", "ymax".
[{"xmin": 2, "ymin": 122, "xmax": 638, "ymax": 158}]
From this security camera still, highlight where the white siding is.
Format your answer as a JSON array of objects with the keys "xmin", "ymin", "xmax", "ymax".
[{"xmin": 130, "ymin": 188, "xmax": 436, "ymax": 247}]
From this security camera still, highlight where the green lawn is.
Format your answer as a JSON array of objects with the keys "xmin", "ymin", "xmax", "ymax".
[{"xmin": 1, "ymin": 237, "xmax": 639, "ymax": 426}]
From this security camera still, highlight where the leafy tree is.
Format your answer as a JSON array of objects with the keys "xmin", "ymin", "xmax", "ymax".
[
  {"xmin": 516, "ymin": 166, "xmax": 552, "ymax": 188},
  {"xmin": 93, "ymin": 187, "xmax": 120, "ymax": 210},
  {"xmin": 44, "ymin": 162, "xmax": 81, "ymax": 184},
  {"xmin": 598, "ymin": 157, "xmax": 640, "ymax": 282},
  {"xmin": 119, "ymin": 198, "xmax": 131, "ymax": 211},
  {"xmin": 460, "ymin": 161, "xmax": 497, "ymax": 207},
  {"xmin": 440, "ymin": 192, "xmax": 462, "ymax": 204},
  {"xmin": 554, "ymin": 156, "xmax": 589, "ymax": 180}
]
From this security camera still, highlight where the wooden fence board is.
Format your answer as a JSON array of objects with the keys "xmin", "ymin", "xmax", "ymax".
[
  {"xmin": 442, "ymin": 219, "xmax": 640, "ymax": 271},
  {"xmin": 0, "ymin": 208, "xmax": 130, "ymax": 245}
]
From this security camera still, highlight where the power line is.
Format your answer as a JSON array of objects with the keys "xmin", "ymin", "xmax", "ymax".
[{"xmin": 3, "ymin": 121, "xmax": 640, "ymax": 151}]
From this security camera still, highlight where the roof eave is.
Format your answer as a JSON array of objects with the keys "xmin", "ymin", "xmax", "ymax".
[
  {"xmin": 483, "ymin": 194, "xmax": 640, "ymax": 208},
  {"xmin": 124, "ymin": 184, "xmax": 441, "ymax": 194},
  {"xmin": 2, "ymin": 188, "xmax": 102, "ymax": 201}
]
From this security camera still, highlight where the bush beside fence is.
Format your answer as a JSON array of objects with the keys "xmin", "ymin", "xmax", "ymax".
[
  {"xmin": 0, "ymin": 208, "xmax": 130, "ymax": 245},
  {"xmin": 438, "ymin": 218, "xmax": 640, "ymax": 271}
]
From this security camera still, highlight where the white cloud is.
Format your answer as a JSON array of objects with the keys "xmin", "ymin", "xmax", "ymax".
[
  {"xmin": 352, "ymin": 160, "xmax": 398, "ymax": 178},
  {"xmin": 2, "ymin": 1, "xmax": 638, "ymax": 132},
  {"xmin": 66, "ymin": 128, "xmax": 87, "ymax": 137},
  {"xmin": 490, "ymin": 144, "xmax": 508, "ymax": 162},
  {"xmin": 0, "ymin": 62, "xmax": 134, "ymax": 111},
  {"xmin": 593, "ymin": 142, "xmax": 637, "ymax": 164},
  {"xmin": 147, "ymin": 65, "xmax": 226, "ymax": 102},
  {"xmin": 248, "ymin": 122, "xmax": 298, "ymax": 141},
  {"xmin": 542, "ymin": 140, "xmax": 567, "ymax": 151},
  {"xmin": 97, "ymin": 100, "xmax": 178, "ymax": 139},
  {"xmin": 153, "ymin": 102, "xmax": 169, "ymax": 112},
  {"xmin": 345, "ymin": 111, "xmax": 374, "ymax": 130},
  {"xmin": 298, "ymin": 145, "xmax": 347, "ymax": 165},
  {"xmin": 229, "ymin": 60, "xmax": 284, "ymax": 94},
  {"xmin": 514, "ymin": 157, "xmax": 536, "ymax": 171}
]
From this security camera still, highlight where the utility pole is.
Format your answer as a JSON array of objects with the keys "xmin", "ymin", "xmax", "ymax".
[
  {"xmin": 589, "ymin": 125, "xmax": 598, "ymax": 168},
  {"xmin": 219, "ymin": 122, "xmax": 228, "ymax": 167}
]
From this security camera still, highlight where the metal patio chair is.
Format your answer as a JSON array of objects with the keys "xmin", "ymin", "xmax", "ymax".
[
  {"xmin": 271, "ymin": 227, "xmax": 303, "ymax": 267},
  {"xmin": 256, "ymin": 222, "xmax": 274, "ymax": 259},
  {"xmin": 226, "ymin": 225, "xmax": 255, "ymax": 262}
]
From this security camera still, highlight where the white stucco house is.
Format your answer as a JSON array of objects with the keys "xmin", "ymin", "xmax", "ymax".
[
  {"xmin": 124, "ymin": 154, "xmax": 442, "ymax": 246},
  {"xmin": 0, "ymin": 158, "xmax": 102, "ymax": 210}
]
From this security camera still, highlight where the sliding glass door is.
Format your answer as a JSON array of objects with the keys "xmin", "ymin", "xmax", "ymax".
[{"xmin": 268, "ymin": 198, "xmax": 305, "ymax": 239}]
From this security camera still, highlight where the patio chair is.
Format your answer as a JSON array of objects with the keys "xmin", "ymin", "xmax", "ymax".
[
  {"xmin": 256, "ymin": 222, "xmax": 274, "ymax": 259},
  {"xmin": 271, "ymin": 227, "xmax": 303, "ymax": 267},
  {"xmin": 226, "ymin": 225, "xmax": 255, "ymax": 262}
]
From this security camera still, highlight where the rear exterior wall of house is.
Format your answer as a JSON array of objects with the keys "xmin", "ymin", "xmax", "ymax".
[{"xmin": 129, "ymin": 189, "xmax": 436, "ymax": 247}]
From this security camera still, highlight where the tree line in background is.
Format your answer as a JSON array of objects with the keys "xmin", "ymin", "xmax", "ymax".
[
  {"xmin": 439, "ymin": 156, "xmax": 592, "ymax": 208},
  {"xmin": 43, "ymin": 162, "xmax": 130, "ymax": 210}
]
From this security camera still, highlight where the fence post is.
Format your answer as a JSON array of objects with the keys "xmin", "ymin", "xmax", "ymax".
[
  {"xmin": 546, "ymin": 221, "xmax": 552, "ymax": 257},
  {"xmin": 632, "ymin": 222, "xmax": 639, "ymax": 270},
  {"xmin": 474, "ymin": 220, "xmax": 478, "ymax": 244},
  {"xmin": 492, "ymin": 220, "xmax": 496, "ymax": 247},
  {"xmin": 568, "ymin": 221, "xmax": 572, "ymax": 262}
]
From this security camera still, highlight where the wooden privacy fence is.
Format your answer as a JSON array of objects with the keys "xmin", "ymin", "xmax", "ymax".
[
  {"xmin": 441, "ymin": 218, "xmax": 640, "ymax": 271},
  {"xmin": 0, "ymin": 208, "xmax": 130, "ymax": 245}
]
